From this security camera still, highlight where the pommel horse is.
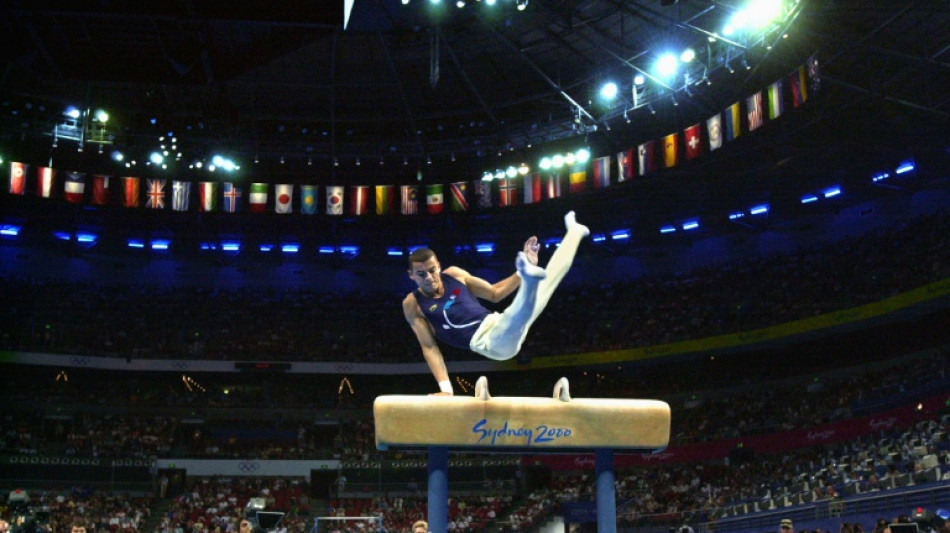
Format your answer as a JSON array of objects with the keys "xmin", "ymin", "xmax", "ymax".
[{"xmin": 374, "ymin": 377, "xmax": 671, "ymax": 533}]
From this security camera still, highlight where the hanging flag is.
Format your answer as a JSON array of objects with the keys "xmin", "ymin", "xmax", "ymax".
[
  {"xmin": 747, "ymin": 91, "xmax": 764, "ymax": 132},
  {"xmin": 707, "ymin": 114, "xmax": 722, "ymax": 151},
  {"xmin": 301, "ymin": 185, "xmax": 317, "ymax": 215},
  {"xmin": 350, "ymin": 185, "xmax": 369, "ymax": 215},
  {"xmin": 768, "ymin": 80, "xmax": 784, "ymax": 120},
  {"xmin": 400, "ymin": 185, "xmax": 418, "ymax": 215},
  {"xmin": 523, "ymin": 173, "xmax": 541, "ymax": 204},
  {"xmin": 92, "ymin": 175, "xmax": 110, "ymax": 205},
  {"xmin": 124, "ymin": 177, "xmax": 140, "ymax": 207},
  {"xmin": 275, "ymin": 184, "xmax": 293, "ymax": 214},
  {"xmin": 591, "ymin": 155, "xmax": 610, "ymax": 188},
  {"xmin": 807, "ymin": 54, "xmax": 821, "ymax": 94},
  {"xmin": 684, "ymin": 124, "xmax": 703, "ymax": 161},
  {"xmin": 790, "ymin": 65, "xmax": 807, "ymax": 107},
  {"xmin": 199, "ymin": 181, "xmax": 218, "ymax": 212},
  {"xmin": 449, "ymin": 181, "xmax": 469, "ymax": 211},
  {"xmin": 545, "ymin": 171, "xmax": 562, "ymax": 199},
  {"xmin": 723, "ymin": 102, "xmax": 741, "ymax": 142},
  {"xmin": 375, "ymin": 185, "xmax": 394, "ymax": 215},
  {"xmin": 145, "ymin": 179, "xmax": 166, "ymax": 209},
  {"xmin": 569, "ymin": 167, "xmax": 587, "ymax": 193},
  {"xmin": 638, "ymin": 141, "xmax": 655, "ymax": 176},
  {"xmin": 37, "ymin": 167, "xmax": 56, "ymax": 198},
  {"xmin": 498, "ymin": 177, "xmax": 517, "ymax": 207},
  {"xmin": 65, "ymin": 172, "xmax": 86, "ymax": 203},
  {"xmin": 222, "ymin": 182, "xmax": 242, "ymax": 213},
  {"xmin": 9, "ymin": 162, "xmax": 27, "ymax": 195},
  {"xmin": 326, "ymin": 185, "xmax": 343, "ymax": 215},
  {"xmin": 249, "ymin": 183, "xmax": 268, "ymax": 213},
  {"xmin": 172, "ymin": 180, "xmax": 191, "ymax": 211},
  {"xmin": 426, "ymin": 184, "xmax": 444, "ymax": 214},
  {"xmin": 616, "ymin": 149, "xmax": 634, "ymax": 182},
  {"xmin": 663, "ymin": 133, "xmax": 679, "ymax": 168},
  {"xmin": 475, "ymin": 180, "xmax": 492, "ymax": 208}
]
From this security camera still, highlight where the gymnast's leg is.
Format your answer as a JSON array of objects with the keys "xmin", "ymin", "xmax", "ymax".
[{"xmin": 471, "ymin": 211, "xmax": 589, "ymax": 360}]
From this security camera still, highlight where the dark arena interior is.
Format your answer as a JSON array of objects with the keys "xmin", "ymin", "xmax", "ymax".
[{"xmin": 1, "ymin": 1, "xmax": 949, "ymax": 532}]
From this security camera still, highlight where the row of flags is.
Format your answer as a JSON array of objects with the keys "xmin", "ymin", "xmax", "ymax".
[{"xmin": 7, "ymin": 56, "xmax": 820, "ymax": 216}]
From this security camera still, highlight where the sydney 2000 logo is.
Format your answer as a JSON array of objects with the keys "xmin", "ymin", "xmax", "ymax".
[{"xmin": 472, "ymin": 419, "xmax": 573, "ymax": 446}]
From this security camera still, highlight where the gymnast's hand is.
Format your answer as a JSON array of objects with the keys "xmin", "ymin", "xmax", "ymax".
[{"xmin": 523, "ymin": 236, "xmax": 540, "ymax": 266}]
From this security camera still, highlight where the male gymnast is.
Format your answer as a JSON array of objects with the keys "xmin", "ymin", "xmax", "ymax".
[{"xmin": 403, "ymin": 211, "xmax": 589, "ymax": 395}]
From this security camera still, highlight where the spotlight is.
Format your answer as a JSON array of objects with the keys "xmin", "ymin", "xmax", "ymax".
[
  {"xmin": 743, "ymin": 58, "xmax": 751, "ymax": 70},
  {"xmin": 356, "ymin": 157, "xmax": 361, "ymax": 166},
  {"xmin": 679, "ymin": 48, "xmax": 695, "ymax": 63},
  {"xmin": 516, "ymin": 0, "xmax": 527, "ymax": 10},
  {"xmin": 401, "ymin": 0, "xmax": 409, "ymax": 4},
  {"xmin": 672, "ymin": 96, "xmax": 678, "ymax": 106},
  {"xmin": 600, "ymin": 82, "xmax": 618, "ymax": 100},
  {"xmin": 456, "ymin": 0, "xmax": 465, "ymax": 6},
  {"xmin": 623, "ymin": 110, "xmax": 630, "ymax": 123},
  {"xmin": 656, "ymin": 53, "xmax": 679, "ymax": 78},
  {"xmin": 485, "ymin": 0, "xmax": 495, "ymax": 4},
  {"xmin": 634, "ymin": 74, "xmax": 645, "ymax": 86}
]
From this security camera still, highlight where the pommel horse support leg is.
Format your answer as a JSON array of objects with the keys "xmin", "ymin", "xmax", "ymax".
[{"xmin": 374, "ymin": 377, "xmax": 671, "ymax": 533}]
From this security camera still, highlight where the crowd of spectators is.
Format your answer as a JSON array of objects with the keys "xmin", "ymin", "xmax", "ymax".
[
  {"xmin": 0, "ymin": 487, "xmax": 151, "ymax": 533},
  {"xmin": 1, "ymin": 210, "xmax": 948, "ymax": 364}
]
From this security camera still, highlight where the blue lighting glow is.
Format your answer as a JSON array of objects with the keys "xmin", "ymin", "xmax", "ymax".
[
  {"xmin": 475, "ymin": 243, "xmax": 494, "ymax": 254},
  {"xmin": 76, "ymin": 233, "xmax": 97, "ymax": 243},
  {"xmin": 318, "ymin": 246, "xmax": 335, "ymax": 254},
  {"xmin": 387, "ymin": 248, "xmax": 404, "ymax": 256},
  {"xmin": 610, "ymin": 230, "xmax": 630, "ymax": 240},
  {"xmin": 259, "ymin": 244, "xmax": 274, "ymax": 252},
  {"xmin": 591, "ymin": 234, "xmax": 606, "ymax": 243},
  {"xmin": 0, "ymin": 225, "xmax": 21, "ymax": 236},
  {"xmin": 281, "ymin": 244, "xmax": 300, "ymax": 254},
  {"xmin": 895, "ymin": 160, "xmax": 915, "ymax": 174},
  {"xmin": 200, "ymin": 242, "xmax": 217, "ymax": 251},
  {"xmin": 729, "ymin": 211, "xmax": 745, "ymax": 220},
  {"xmin": 749, "ymin": 204, "xmax": 769, "ymax": 215},
  {"xmin": 801, "ymin": 194, "xmax": 818, "ymax": 204},
  {"xmin": 823, "ymin": 187, "xmax": 841, "ymax": 198},
  {"xmin": 871, "ymin": 172, "xmax": 889, "ymax": 182},
  {"xmin": 221, "ymin": 242, "xmax": 241, "ymax": 252},
  {"xmin": 340, "ymin": 245, "xmax": 359, "ymax": 255},
  {"xmin": 53, "ymin": 231, "xmax": 71, "ymax": 241},
  {"xmin": 660, "ymin": 225, "xmax": 677, "ymax": 234},
  {"xmin": 151, "ymin": 240, "xmax": 170, "ymax": 250},
  {"xmin": 128, "ymin": 240, "xmax": 145, "ymax": 248},
  {"xmin": 543, "ymin": 238, "xmax": 561, "ymax": 248},
  {"xmin": 682, "ymin": 220, "xmax": 700, "ymax": 231}
]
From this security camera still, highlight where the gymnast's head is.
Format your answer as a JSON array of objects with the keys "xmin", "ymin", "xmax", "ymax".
[
  {"xmin": 411, "ymin": 520, "xmax": 429, "ymax": 533},
  {"xmin": 408, "ymin": 248, "xmax": 444, "ymax": 295}
]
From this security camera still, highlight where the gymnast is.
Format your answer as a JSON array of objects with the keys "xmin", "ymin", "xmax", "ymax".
[{"xmin": 403, "ymin": 211, "xmax": 589, "ymax": 395}]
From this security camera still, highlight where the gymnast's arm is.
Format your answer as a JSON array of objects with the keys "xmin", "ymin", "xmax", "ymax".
[
  {"xmin": 403, "ymin": 293, "xmax": 452, "ymax": 394},
  {"xmin": 448, "ymin": 235, "xmax": 539, "ymax": 303}
]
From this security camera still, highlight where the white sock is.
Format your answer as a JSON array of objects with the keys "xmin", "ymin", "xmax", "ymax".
[{"xmin": 438, "ymin": 380, "xmax": 454, "ymax": 394}]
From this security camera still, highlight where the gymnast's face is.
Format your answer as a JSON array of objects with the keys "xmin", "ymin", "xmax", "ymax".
[{"xmin": 409, "ymin": 255, "xmax": 443, "ymax": 297}]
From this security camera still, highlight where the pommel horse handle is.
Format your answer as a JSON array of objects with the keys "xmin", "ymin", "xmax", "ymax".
[{"xmin": 553, "ymin": 376, "xmax": 571, "ymax": 402}]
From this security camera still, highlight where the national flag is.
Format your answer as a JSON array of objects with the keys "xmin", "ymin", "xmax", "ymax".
[
  {"xmin": 569, "ymin": 168, "xmax": 587, "ymax": 193},
  {"xmin": 663, "ymin": 133, "xmax": 679, "ymax": 168},
  {"xmin": 449, "ymin": 181, "xmax": 469, "ymax": 211},
  {"xmin": 64, "ymin": 172, "xmax": 85, "ymax": 203},
  {"xmin": 92, "ymin": 175, "xmax": 110, "ymax": 205},
  {"xmin": 684, "ymin": 124, "xmax": 703, "ymax": 161},
  {"xmin": 301, "ymin": 185, "xmax": 317, "ymax": 215},
  {"xmin": 222, "ymin": 182, "xmax": 242, "ymax": 213},
  {"xmin": 275, "ymin": 184, "xmax": 293, "ymax": 214},
  {"xmin": 326, "ymin": 186, "xmax": 343, "ymax": 215},
  {"xmin": 707, "ymin": 114, "xmax": 723, "ymax": 151},
  {"xmin": 37, "ymin": 167, "xmax": 56, "ymax": 198},
  {"xmin": 199, "ymin": 182, "xmax": 218, "ymax": 212},
  {"xmin": 249, "ymin": 183, "xmax": 268, "ymax": 213},
  {"xmin": 498, "ymin": 178, "xmax": 517, "ymax": 207},
  {"xmin": 172, "ymin": 180, "xmax": 191, "ymax": 211},
  {"xmin": 124, "ymin": 177, "xmax": 140, "ymax": 207},
  {"xmin": 638, "ymin": 141, "xmax": 655, "ymax": 176},
  {"xmin": 724, "ymin": 102, "xmax": 741, "ymax": 142},
  {"xmin": 768, "ymin": 80, "xmax": 784, "ymax": 120},
  {"xmin": 350, "ymin": 185, "xmax": 369, "ymax": 215},
  {"xmin": 475, "ymin": 180, "xmax": 492, "ymax": 208},
  {"xmin": 523, "ymin": 173, "xmax": 541, "ymax": 204},
  {"xmin": 790, "ymin": 65, "xmax": 807, "ymax": 108},
  {"xmin": 616, "ymin": 149, "xmax": 634, "ymax": 182},
  {"xmin": 545, "ymin": 171, "xmax": 562, "ymax": 199},
  {"xmin": 592, "ymin": 156, "xmax": 610, "ymax": 188},
  {"xmin": 426, "ymin": 184, "xmax": 444, "ymax": 214},
  {"xmin": 145, "ymin": 179, "xmax": 166, "ymax": 209},
  {"xmin": 807, "ymin": 54, "xmax": 820, "ymax": 94},
  {"xmin": 400, "ymin": 185, "xmax": 418, "ymax": 215},
  {"xmin": 9, "ymin": 162, "xmax": 27, "ymax": 195},
  {"xmin": 375, "ymin": 185, "xmax": 394, "ymax": 215},
  {"xmin": 747, "ymin": 91, "xmax": 763, "ymax": 132}
]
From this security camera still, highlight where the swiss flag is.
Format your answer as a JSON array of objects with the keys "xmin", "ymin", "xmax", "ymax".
[{"xmin": 685, "ymin": 124, "xmax": 703, "ymax": 161}]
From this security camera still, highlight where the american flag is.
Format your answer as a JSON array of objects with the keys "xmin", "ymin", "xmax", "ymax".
[
  {"xmin": 400, "ymin": 185, "xmax": 418, "ymax": 215},
  {"xmin": 747, "ymin": 91, "xmax": 763, "ymax": 132}
]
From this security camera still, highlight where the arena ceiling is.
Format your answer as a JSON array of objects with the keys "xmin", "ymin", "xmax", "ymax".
[{"xmin": 0, "ymin": 0, "xmax": 948, "ymax": 238}]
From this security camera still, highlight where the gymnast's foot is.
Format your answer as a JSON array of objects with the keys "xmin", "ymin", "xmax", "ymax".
[
  {"xmin": 516, "ymin": 251, "xmax": 546, "ymax": 279},
  {"xmin": 565, "ymin": 210, "xmax": 590, "ymax": 237}
]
